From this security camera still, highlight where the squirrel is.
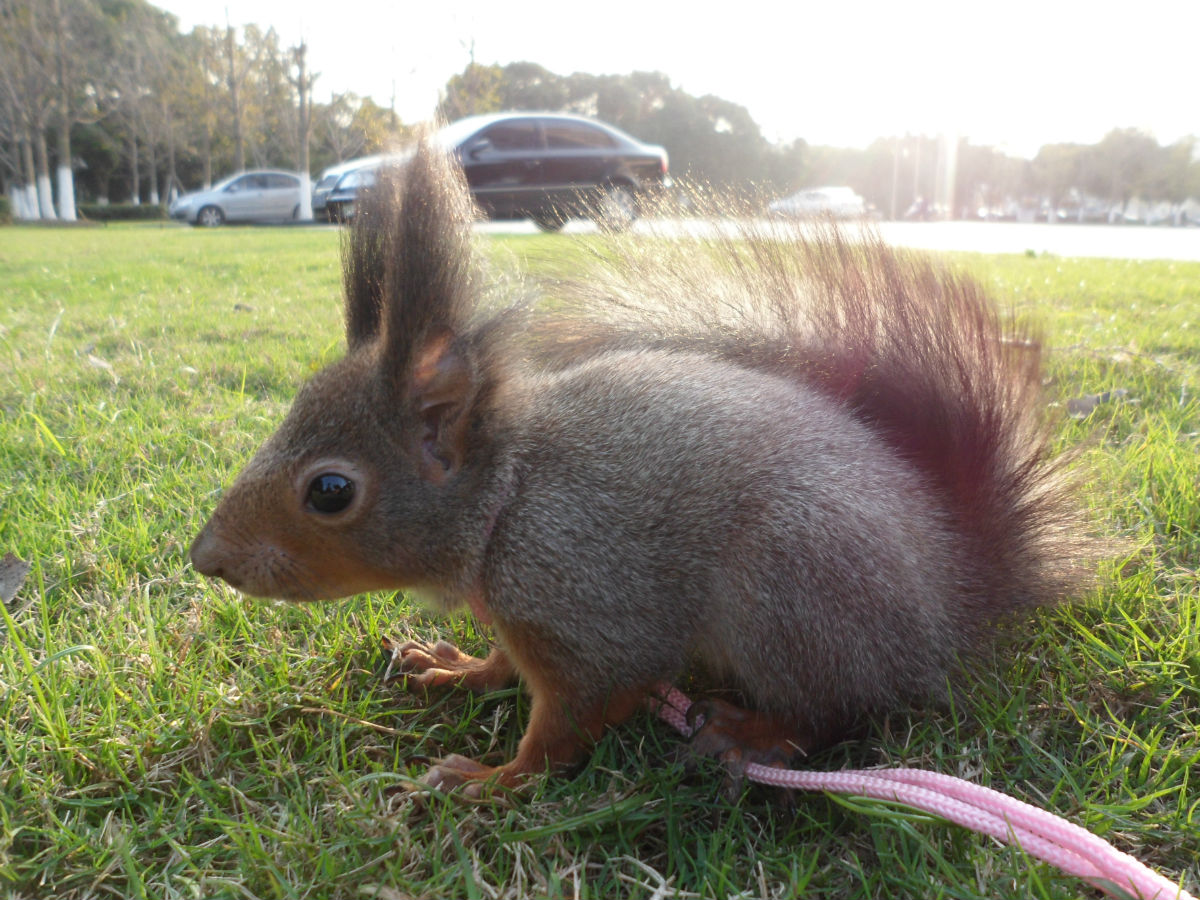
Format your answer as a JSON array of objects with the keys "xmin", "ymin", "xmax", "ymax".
[{"xmin": 190, "ymin": 142, "xmax": 1101, "ymax": 795}]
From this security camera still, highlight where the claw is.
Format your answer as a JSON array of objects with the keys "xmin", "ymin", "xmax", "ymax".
[
  {"xmin": 378, "ymin": 636, "xmax": 516, "ymax": 693},
  {"xmin": 420, "ymin": 754, "xmax": 496, "ymax": 791},
  {"xmin": 684, "ymin": 697, "xmax": 808, "ymax": 774}
]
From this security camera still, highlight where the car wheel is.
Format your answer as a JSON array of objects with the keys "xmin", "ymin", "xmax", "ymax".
[
  {"xmin": 196, "ymin": 205, "xmax": 224, "ymax": 227},
  {"xmin": 591, "ymin": 184, "xmax": 637, "ymax": 233},
  {"xmin": 531, "ymin": 209, "xmax": 568, "ymax": 232}
]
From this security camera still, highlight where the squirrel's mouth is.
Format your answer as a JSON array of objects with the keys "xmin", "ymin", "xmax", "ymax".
[{"xmin": 190, "ymin": 528, "xmax": 314, "ymax": 601}]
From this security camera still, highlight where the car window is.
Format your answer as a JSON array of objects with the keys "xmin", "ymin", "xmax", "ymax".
[
  {"xmin": 338, "ymin": 168, "xmax": 377, "ymax": 189},
  {"xmin": 231, "ymin": 174, "xmax": 267, "ymax": 191},
  {"xmin": 479, "ymin": 119, "xmax": 541, "ymax": 151},
  {"xmin": 265, "ymin": 174, "xmax": 299, "ymax": 189},
  {"xmin": 543, "ymin": 120, "xmax": 618, "ymax": 150}
]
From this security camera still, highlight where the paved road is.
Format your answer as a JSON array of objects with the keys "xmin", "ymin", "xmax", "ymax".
[
  {"xmin": 875, "ymin": 220, "xmax": 1200, "ymax": 262},
  {"xmin": 476, "ymin": 218, "xmax": 1200, "ymax": 262}
]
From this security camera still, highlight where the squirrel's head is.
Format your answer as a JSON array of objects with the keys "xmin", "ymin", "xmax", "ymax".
[{"xmin": 190, "ymin": 142, "xmax": 502, "ymax": 602}]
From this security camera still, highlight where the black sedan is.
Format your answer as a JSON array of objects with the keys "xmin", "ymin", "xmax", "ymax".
[
  {"xmin": 437, "ymin": 112, "xmax": 670, "ymax": 231},
  {"xmin": 325, "ymin": 113, "xmax": 670, "ymax": 232}
]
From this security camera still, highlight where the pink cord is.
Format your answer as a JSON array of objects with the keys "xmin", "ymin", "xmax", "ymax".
[{"xmin": 651, "ymin": 685, "xmax": 1195, "ymax": 900}]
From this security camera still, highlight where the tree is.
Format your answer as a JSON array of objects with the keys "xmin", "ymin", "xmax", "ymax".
[
  {"xmin": 188, "ymin": 26, "xmax": 227, "ymax": 188},
  {"xmin": 289, "ymin": 39, "xmax": 316, "ymax": 219},
  {"xmin": 1032, "ymin": 143, "xmax": 1084, "ymax": 221},
  {"xmin": 41, "ymin": 0, "xmax": 113, "ymax": 219},
  {"xmin": 1083, "ymin": 128, "xmax": 1159, "ymax": 221},
  {"xmin": 311, "ymin": 93, "xmax": 405, "ymax": 172},
  {"xmin": 1142, "ymin": 138, "xmax": 1198, "ymax": 223},
  {"xmin": 0, "ymin": 0, "xmax": 57, "ymax": 218},
  {"xmin": 437, "ymin": 62, "xmax": 503, "ymax": 120},
  {"xmin": 498, "ymin": 61, "xmax": 568, "ymax": 110}
]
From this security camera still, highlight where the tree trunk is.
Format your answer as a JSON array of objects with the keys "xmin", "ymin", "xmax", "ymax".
[
  {"xmin": 202, "ymin": 127, "xmax": 212, "ymax": 189},
  {"xmin": 227, "ymin": 24, "xmax": 244, "ymax": 172},
  {"xmin": 20, "ymin": 135, "xmax": 39, "ymax": 220},
  {"xmin": 294, "ymin": 41, "xmax": 313, "ymax": 221},
  {"xmin": 56, "ymin": 117, "xmax": 76, "ymax": 221},
  {"xmin": 6, "ymin": 183, "xmax": 25, "ymax": 220},
  {"xmin": 52, "ymin": 0, "xmax": 76, "ymax": 220},
  {"xmin": 166, "ymin": 122, "xmax": 179, "ymax": 202},
  {"xmin": 147, "ymin": 139, "xmax": 159, "ymax": 205},
  {"xmin": 34, "ymin": 128, "xmax": 57, "ymax": 219},
  {"xmin": 129, "ymin": 134, "xmax": 140, "ymax": 205}
]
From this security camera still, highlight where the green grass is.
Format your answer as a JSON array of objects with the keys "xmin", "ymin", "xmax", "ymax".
[{"xmin": 1, "ymin": 221, "xmax": 1198, "ymax": 899}]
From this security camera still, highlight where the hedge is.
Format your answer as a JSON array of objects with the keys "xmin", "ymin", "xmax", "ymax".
[{"xmin": 78, "ymin": 203, "xmax": 168, "ymax": 222}]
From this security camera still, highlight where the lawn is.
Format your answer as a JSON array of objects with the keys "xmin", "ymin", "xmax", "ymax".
[{"xmin": 0, "ymin": 221, "xmax": 1197, "ymax": 899}]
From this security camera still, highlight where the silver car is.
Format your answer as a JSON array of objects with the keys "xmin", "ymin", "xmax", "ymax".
[
  {"xmin": 169, "ymin": 170, "xmax": 303, "ymax": 226},
  {"xmin": 768, "ymin": 186, "xmax": 867, "ymax": 220}
]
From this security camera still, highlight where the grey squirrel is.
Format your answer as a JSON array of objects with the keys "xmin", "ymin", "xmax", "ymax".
[{"xmin": 190, "ymin": 143, "xmax": 1100, "ymax": 794}]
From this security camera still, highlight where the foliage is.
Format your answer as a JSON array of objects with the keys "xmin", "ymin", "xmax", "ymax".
[
  {"xmin": 0, "ymin": 195, "xmax": 10, "ymax": 223},
  {"xmin": 0, "ymin": 224, "xmax": 1197, "ymax": 899},
  {"xmin": 0, "ymin": 0, "xmax": 407, "ymax": 214}
]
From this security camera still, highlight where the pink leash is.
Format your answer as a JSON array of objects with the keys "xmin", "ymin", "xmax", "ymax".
[{"xmin": 651, "ymin": 685, "xmax": 1195, "ymax": 900}]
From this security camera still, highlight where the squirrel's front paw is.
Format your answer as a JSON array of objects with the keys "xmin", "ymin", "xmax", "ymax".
[
  {"xmin": 419, "ymin": 754, "xmax": 498, "ymax": 800},
  {"xmin": 383, "ymin": 637, "xmax": 481, "ymax": 688},
  {"xmin": 381, "ymin": 637, "xmax": 517, "ymax": 693},
  {"xmin": 413, "ymin": 755, "xmax": 535, "ymax": 801}
]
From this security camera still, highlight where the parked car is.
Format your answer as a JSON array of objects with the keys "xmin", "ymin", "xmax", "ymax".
[
  {"xmin": 442, "ymin": 112, "xmax": 669, "ymax": 231},
  {"xmin": 322, "ymin": 156, "xmax": 408, "ymax": 223},
  {"xmin": 322, "ymin": 113, "xmax": 670, "ymax": 231},
  {"xmin": 769, "ymin": 186, "xmax": 867, "ymax": 220},
  {"xmin": 169, "ymin": 170, "xmax": 303, "ymax": 226},
  {"xmin": 311, "ymin": 155, "xmax": 384, "ymax": 220}
]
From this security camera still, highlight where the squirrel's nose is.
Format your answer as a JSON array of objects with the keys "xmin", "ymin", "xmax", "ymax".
[{"xmin": 189, "ymin": 525, "xmax": 224, "ymax": 579}]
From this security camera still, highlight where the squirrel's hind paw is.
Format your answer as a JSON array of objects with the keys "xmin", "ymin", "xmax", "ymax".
[
  {"xmin": 683, "ymin": 698, "xmax": 811, "ymax": 799},
  {"xmin": 686, "ymin": 698, "xmax": 810, "ymax": 764}
]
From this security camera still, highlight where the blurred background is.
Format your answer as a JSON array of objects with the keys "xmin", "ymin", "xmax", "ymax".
[{"xmin": 3, "ymin": 0, "xmax": 1197, "ymax": 227}]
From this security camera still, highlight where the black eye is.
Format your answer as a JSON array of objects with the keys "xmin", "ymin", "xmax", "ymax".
[{"xmin": 306, "ymin": 473, "xmax": 355, "ymax": 514}]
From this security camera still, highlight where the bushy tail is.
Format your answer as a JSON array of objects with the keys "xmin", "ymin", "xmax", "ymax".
[{"xmin": 541, "ymin": 223, "xmax": 1099, "ymax": 635}]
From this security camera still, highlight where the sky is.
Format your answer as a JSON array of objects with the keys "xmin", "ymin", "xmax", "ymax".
[{"xmin": 153, "ymin": 0, "xmax": 1198, "ymax": 159}]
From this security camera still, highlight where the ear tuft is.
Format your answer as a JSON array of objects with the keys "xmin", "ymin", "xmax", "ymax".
[{"xmin": 341, "ymin": 139, "xmax": 478, "ymax": 364}]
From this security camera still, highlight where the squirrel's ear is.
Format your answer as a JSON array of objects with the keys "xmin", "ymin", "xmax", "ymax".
[
  {"xmin": 345, "ymin": 288, "xmax": 382, "ymax": 350},
  {"xmin": 342, "ymin": 177, "xmax": 391, "ymax": 351},
  {"xmin": 409, "ymin": 333, "xmax": 476, "ymax": 484}
]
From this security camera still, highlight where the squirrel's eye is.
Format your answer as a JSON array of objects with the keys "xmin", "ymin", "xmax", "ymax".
[{"xmin": 306, "ymin": 473, "xmax": 355, "ymax": 514}]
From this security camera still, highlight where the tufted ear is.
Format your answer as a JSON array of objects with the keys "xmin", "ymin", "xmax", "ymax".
[
  {"xmin": 341, "ymin": 170, "xmax": 394, "ymax": 351},
  {"xmin": 409, "ymin": 333, "xmax": 477, "ymax": 484},
  {"xmin": 340, "ymin": 142, "xmax": 476, "ymax": 357}
]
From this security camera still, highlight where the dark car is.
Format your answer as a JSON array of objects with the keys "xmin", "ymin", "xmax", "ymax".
[
  {"xmin": 439, "ymin": 112, "xmax": 670, "ymax": 231},
  {"xmin": 324, "ymin": 162, "xmax": 382, "ymax": 223},
  {"xmin": 321, "ymin": 114, "xmax": 670, "ymax": 231},
  {"xmin": 311, "ymin": 155, "xmax": 384, "ymax": 221}
]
